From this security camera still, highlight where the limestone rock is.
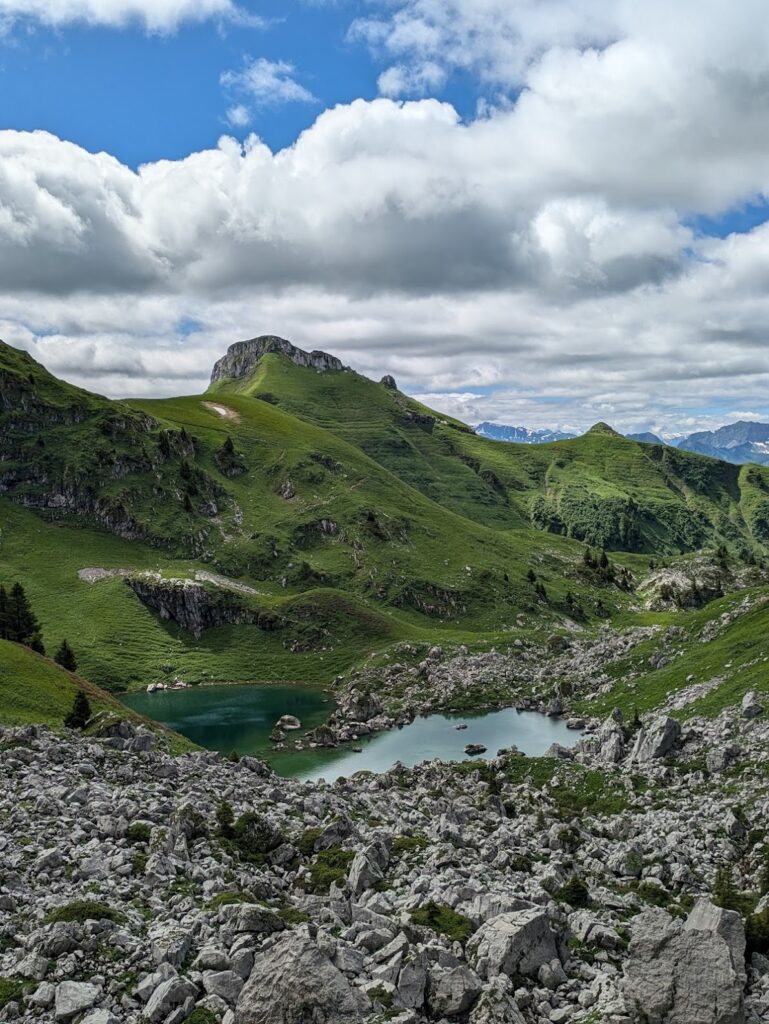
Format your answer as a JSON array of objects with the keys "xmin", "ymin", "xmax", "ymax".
[
  {"xmin": 622, "ymin": 902, "xmax": 745, "ymax": 1024},
  {"xmin": 234, "ymin": 931, "xmax": 371, "ymax": 1024},
  {"xmin": 630, "ymin": 715, "xmax": 681, "ymax": 762},
  {"xmin": 467, "ymin": 910, "xmax": 558, "ymax": 980},
  {"xmin": 54, "ymin": 982, "xmax": 101, "ymax": 1021}
]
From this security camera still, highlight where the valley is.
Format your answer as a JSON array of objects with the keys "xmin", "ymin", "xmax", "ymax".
[{"xmin": 4, "ymin": 335, "xmax": 769, "ymax": 1024}]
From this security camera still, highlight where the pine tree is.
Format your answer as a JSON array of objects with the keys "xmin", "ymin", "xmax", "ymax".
[
  {"xmin": 64, "ymin": 690, "xmax": 91, "ymax": 729},
  {"xmin": 599, "ymin": 550, "xmax": 609, "ymax": 570},
  {"xmin": 55, "ymin": 640, "xmax": 77, "ymax": 672},
  {"xmin": 0, "ymin": 585, "xmax": 9, "ymax": 640},
  {"xmin": 526, "ymin": 568, "xmax": 537, "ymax": 583},
  {"xmin": 5, "ymin": 583, "xmax": 43, "ymax": 650}
]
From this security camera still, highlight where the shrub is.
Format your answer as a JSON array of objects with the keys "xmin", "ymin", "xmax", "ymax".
[
  {"xmin": 126, "ymin": 822, "xmax": 151, "ymax": 844},
  {"xmin": 0, "ymin": 978, "xmax": 27, "ymax": 1010},
  {"xmin": 308, "ymin": 847, "xmax": 354, "ymax": 893},
  {"xmin": 410, "ymin": 902, "xmax": 475, "ymax": 944},
  {"xmin": 554, "ymin": 876, "xmax": 590, "ymax": 908},
  {"xmin": 44, "ymin": 900, "xmax": 125, "ymax": 926}
]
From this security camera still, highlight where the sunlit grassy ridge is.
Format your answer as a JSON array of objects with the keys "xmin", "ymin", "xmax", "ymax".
[{"xmin": 2, "ymin": 338, "xmax": 769, "ymax": 695}]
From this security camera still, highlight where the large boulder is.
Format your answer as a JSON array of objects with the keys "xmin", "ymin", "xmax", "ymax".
[
  {"xmin": 622, "ymin": 901, "xmax": 745, "ymax": 1024},
  {"xmin": 234, "ymin": 931, "xmax": 371, "ymax": 1024},
  {"xmin": 630, "ymin": 716, "xmax": 681, "ymax": 762},
  {"xmin": 427, "ymin": 965, "xmax": 482, "ymax": 1017},
  {"xmin": 467, "ymin": 909, "xmax": 558, "ymax": 980},
  {"xmin": 54, "ymin": 982, "xmax": 101, "ymax": 1021},
  {"xmin": 348, "ymin": 840, "xmax": 389, "ymax": 896}
]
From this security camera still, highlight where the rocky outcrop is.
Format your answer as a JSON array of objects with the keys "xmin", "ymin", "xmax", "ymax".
[
  {"xmin": 210, "ymin": 336, "xmax": 348, "ymax": 384},
  {"xmin": 622, "ymin": 901, "xmax": 746, "ymax": 1024},
  {"xmin": 125, "ymin": 573, "xmax": 280, "ymax": 639},
  {"xmin": 467, "ymin": 910, "xmax": 559, "ymax": 980},
  {"xmin": 234, "ymin": 931, "xmax": 370, "ymax": 1024},
  {"xmin": 630, "ymin": 715, "xmax": 681, "ymax": 762}
]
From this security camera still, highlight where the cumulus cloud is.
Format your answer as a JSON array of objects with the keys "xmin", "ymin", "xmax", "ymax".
[
  {"xmin": 0, "ymin": 0, "xmax": 261, "ymax": 31},
  {"xmin": 5, "ymin": 0, "xmax": 769, "ymax": 432}
]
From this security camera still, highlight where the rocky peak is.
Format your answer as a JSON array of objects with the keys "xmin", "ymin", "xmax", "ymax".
[
  {"xmin": 210, "ymin": 336, "xmax": 348, "ymax": 384},
  {"xmin": 587, "ymin": 421, "xmax": 621, "ymax": 437}
]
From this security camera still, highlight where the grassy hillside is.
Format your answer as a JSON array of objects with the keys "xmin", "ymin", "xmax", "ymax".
[
  {"xmin": 212, "ymin": 355, "xmax": 769, "ymax": 555},
  {"xmin": 2, "ymin": 336, "xmax": 769, "ymax": 694},
  {"xmin": 0, "ymin": 639, "xmax": 194, "ymax": 751}
]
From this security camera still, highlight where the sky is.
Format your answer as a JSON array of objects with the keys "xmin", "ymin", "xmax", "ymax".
[{"xmin": 3, "ymin": 1, "xmax": 769, "ymax": 435}]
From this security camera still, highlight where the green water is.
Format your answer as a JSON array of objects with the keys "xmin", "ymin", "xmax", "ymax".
[
  {"xmin": 123, "ymin": 684, "xmax": 581, "ymax": 782},
  {"xmin": 122, "ymin": 683, "xmax": 333, "ymax": 758}
]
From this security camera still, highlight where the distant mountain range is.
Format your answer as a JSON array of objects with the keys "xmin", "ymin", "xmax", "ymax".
[
  {"xmin": 475, "ymin": 419, "xmax": 769, "ymax": 466},
  {"xmin": 474, "ymin": 422, "xmax": 576, "ymax": 444}
]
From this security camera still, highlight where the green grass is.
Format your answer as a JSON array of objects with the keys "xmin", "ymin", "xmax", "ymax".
[
  {"xmin": 3, "ymin": 339, "xmax": 769, "ymax": 701},
  {"xmin": 0, "ymin": 639, "xmax": 195, "ymax": 752},
  {"xmin": 410, "ymin": 901, "xmax": 476, "ymax": 943},
  {"xmin": 578, "ymin": 589, "xmax": 769, "ymax": 720},
  {"xmin": 0, "ymin": 978, "xmax": 28, "ymax": 1010},
  {"xmin": 44, "ymin": 900, "xmax": 126, "ymax": 925}
]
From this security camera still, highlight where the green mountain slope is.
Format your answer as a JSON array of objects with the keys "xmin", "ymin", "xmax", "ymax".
[
  {"xmin": 2, "ymin": 334, "xmax": 769, "ymax": 692},
  {"xmin": 0, "ymin": 638, "xmax": 194, "ymax": 751}
]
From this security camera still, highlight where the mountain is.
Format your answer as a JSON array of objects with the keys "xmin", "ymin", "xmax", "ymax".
[
  {"xmin": 4, "ymin": 334, "xmax": 769, "ymax": 691},
  {"xmin": 475, "ymin": 422, "xmax": 576, "ymax": 443},
  {"xmin": 626, "ymin": 431, "xmax": 664, "ymax": 444},
  {"xmin": 677, "ymin": 420, "xmax": 769, "ymax": 465}
]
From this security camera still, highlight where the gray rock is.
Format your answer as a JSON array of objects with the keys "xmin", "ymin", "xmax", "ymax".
[
  {"xmin": 630, "ymin": 716, "xmax": 681, "ymax": 762},
  {"xmin": 428, "ymin": 965, "xmax": 482, "ymax": 1017},
  {"xmin": 348, "ymin": 840, "xmax": 389, "ymax": 896},
  {"xmin": 622, "ymin": 902, "xmax": 745, "ymax": 1024},
  {"xmin": 467, "ymin": 910, "xmax": 559, "ymax": 980},
  {"xmin": 234, "ymin": 931, "xmax": 371, "ymax": 1024},
  {"xmin": 144, "ymin": 977, "xmax": 198, "ymax": 1023},
  {"xmin": 203, "ymin": 970, "xmax": 245, "ymax": 1005},
  {"xmin": 54, "ymin": 981, "xmax": 101, "ymax": 1021},
  {"xmin": 742, "ymin": 691, "xmax": 763, "ymax": 719}
]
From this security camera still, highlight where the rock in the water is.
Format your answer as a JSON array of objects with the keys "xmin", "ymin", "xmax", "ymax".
[
  {"xmin": 275, "ymin": 715, "xmax": 301, "ymax": 731},
  {"xmin": 622, "ymin": 901, "xmax": 745, "ymax": 1024},
  {"xmin": 234, "ymin": 931, "xmax": 371, "ymax": 1024},
  {"xmin": 467, "ymin": 910, "xmax": 558, "ymax": 980}
]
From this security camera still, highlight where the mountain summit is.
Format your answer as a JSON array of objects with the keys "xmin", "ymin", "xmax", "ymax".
[{"xmin": 210, "ymin": 335, "xmax": 348, "ymax": 384}]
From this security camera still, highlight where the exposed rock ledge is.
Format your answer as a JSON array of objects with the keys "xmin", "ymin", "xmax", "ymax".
[
  {"xmin": 210, "ymin": 336, "xmax": 348, "ymax": 384},
  {"xmin": 125, "ymin": 572, "xmax": 279, "ymax": 639}
]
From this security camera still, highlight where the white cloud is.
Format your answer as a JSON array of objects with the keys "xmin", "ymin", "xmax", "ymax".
[
  {"xmin": 0, "ymin": 0, "xmax": 261, "ymax": 31},
  {"xmin": 5, "ymin": 2, "xmax": 769, "ymax": 433},
  {"xmin": 225, "ymin": 104, "xmax": 251, "ymax": 128},
  {"xmin": 221, "ymin": 58, "xmax": 316, "ymax": 109}
]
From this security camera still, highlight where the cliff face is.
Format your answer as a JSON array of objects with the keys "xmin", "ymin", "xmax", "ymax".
[
  {"xmin": 210, "ymin": 336, "xmax": 348, "ymax": 384},
  {"xmin": 125, "ymin": 573, "xmax": 281, "ymax": 639}
]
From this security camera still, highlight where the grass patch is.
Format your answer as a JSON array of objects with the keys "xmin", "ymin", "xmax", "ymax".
[
  {"xmin": 44, "ymin": 900, "xmax": 126, "ymax": 926},
  {"xmin": 410, "ymin": 901, "xmax": 475, "ymax": 944}
]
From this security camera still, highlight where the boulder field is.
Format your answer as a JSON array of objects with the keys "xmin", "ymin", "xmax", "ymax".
[{"xmin": 3, "ymin": 700, "xmax": 769, "ymax": 1023}]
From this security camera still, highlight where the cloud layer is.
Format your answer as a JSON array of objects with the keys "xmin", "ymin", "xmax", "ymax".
[
  {"xmin": 0, "ymin": 0, "xmax": 257, "ymax": 31},
  {"xmin": 4, "ymin": 0, "xmax": 769, "ymax": 433}
]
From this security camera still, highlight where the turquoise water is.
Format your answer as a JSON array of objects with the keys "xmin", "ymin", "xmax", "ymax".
[
  {"xmin": 122, "ymin": 683, "xmax": 333, "ymax": 759},
  {"xmin": 122, "ymin": 684, "xmax": 580, "ymax": 782}
]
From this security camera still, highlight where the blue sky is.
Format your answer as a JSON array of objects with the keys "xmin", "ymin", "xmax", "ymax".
[
  {"xmin": 3, "ymin": 0, "xmax": 769, "ymax": 434},
  {"xmin": 0, "ymin": 1, "xmax": 480, "ymax": 166}
]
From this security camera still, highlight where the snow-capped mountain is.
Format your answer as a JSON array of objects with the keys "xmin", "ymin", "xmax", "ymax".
[
  {"xmin": 474, "ymin": 422, "xmax": 576, "ymax": 444},
  {"xmin": 676, "ymin": 420, "xmax": 769, "ymax": 465}
]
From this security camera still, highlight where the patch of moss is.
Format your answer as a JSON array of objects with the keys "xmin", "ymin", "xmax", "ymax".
[
  {"xmin": 410, "ymin": 901, "xmax": 475, "ymax": 944},
  {"xmin": 307, "ymin": 847, "xmax": 354, "ymax": 894},
  {"xmin": 44, "ymin": 900, "xmax": 126, "ymax": 926}
]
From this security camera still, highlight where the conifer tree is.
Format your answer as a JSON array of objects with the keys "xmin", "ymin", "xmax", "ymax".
[
  {"xmin": 0, "ymin": 585, "xmax": 9, "ymax": 640},
  {"xmin": 4, "ymin": 583, "xmax": 44, "ymax": 651},
  {"xmin": 55, "ymin": 639, "xmax": 77, "ymax": 672},
  {"xmin": 64, "ymin": 690, "xmax": 91, "ymax": 729}
]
